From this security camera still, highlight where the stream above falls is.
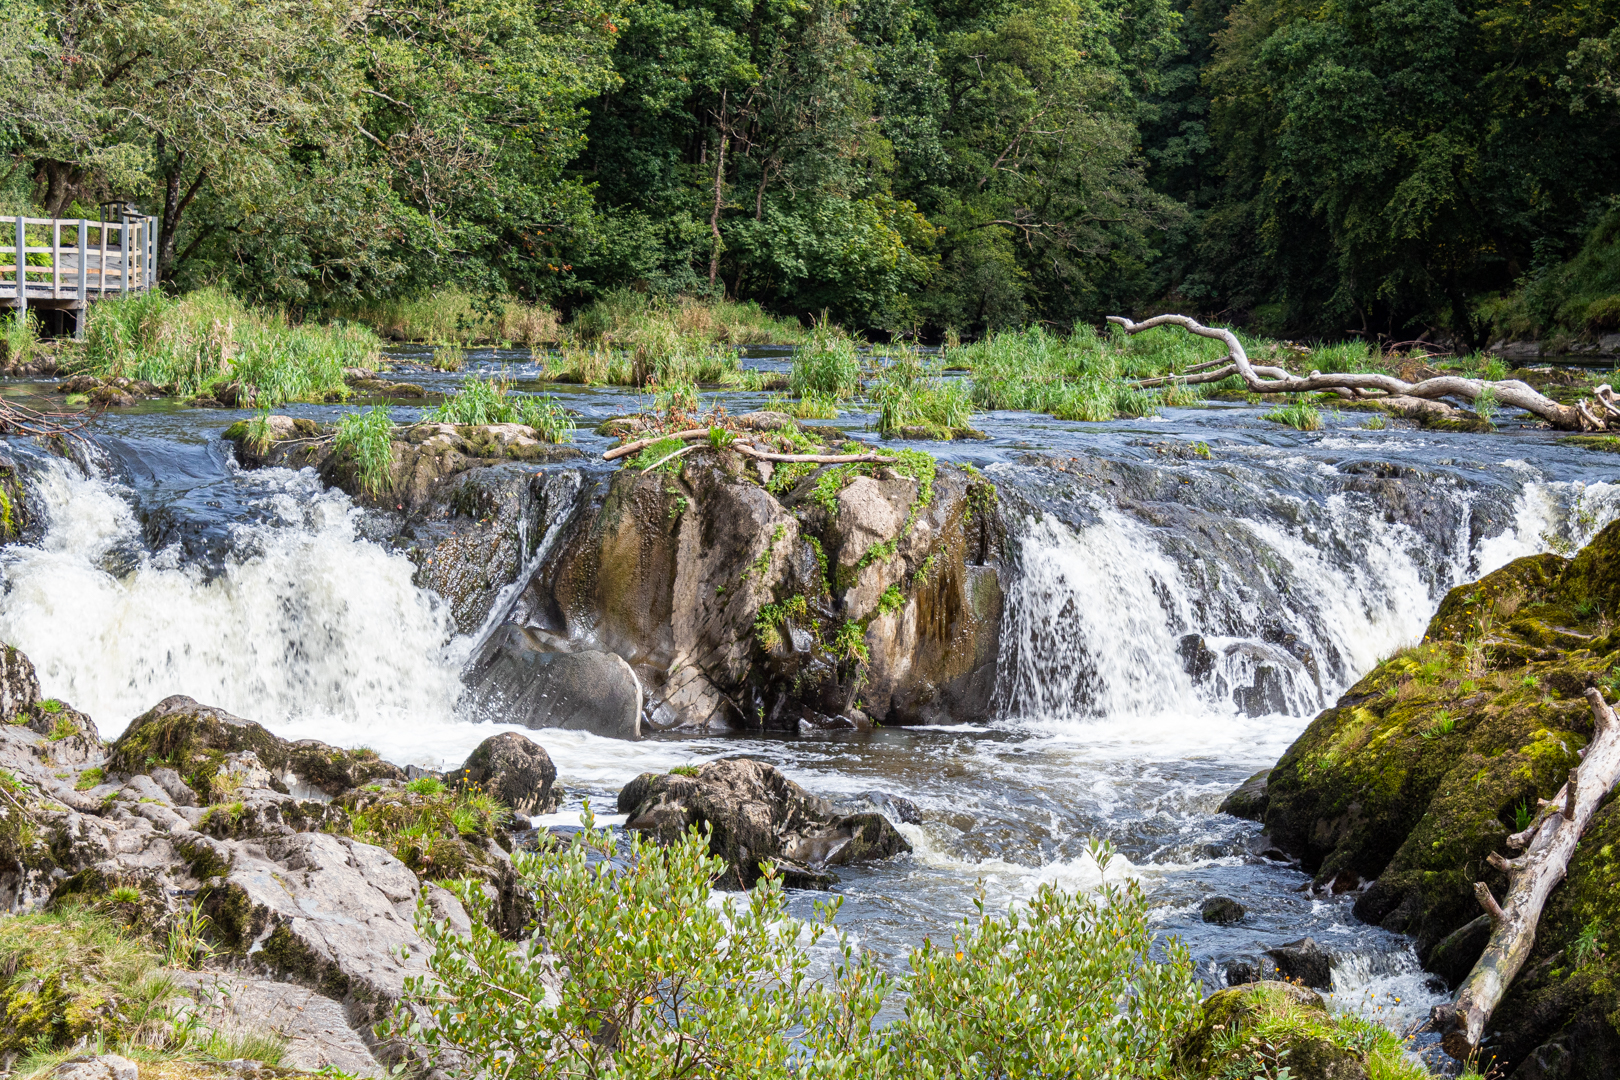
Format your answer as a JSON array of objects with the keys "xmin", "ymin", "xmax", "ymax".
[{"xmin": 6, "ymin": 345, "xmax": 1620, "ymax": 1055}]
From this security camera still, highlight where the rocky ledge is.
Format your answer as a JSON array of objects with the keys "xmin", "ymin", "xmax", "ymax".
[
  {"xmin": 0, "ymin": 643, "xmax": 917, "ymax": 1076},
  {"xmin": 228, "ymin": 415, "xmax": 1007, "ymax": 739},
  {"xmin": 1229, "ymin": 519, "xmax": 1620, "ymax": 1077}
]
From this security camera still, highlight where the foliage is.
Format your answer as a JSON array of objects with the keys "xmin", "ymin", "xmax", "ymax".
[
  {"xmin": 573, "ymin": 290, "xmax": 806, "ymax": 346},
  {"xmin": 344, "ymin": 781, "xmax": 510, "ymax": 877},
  {"xmin": 790, "ymin": 317, "xmax": 862, "ymax": 399},
  {"xmin": 0, "ymin": 311, "xmax": 38, "ymax": 368},
  {"xmin": 869, "ymin": 346, "xmax": 974, "ymax": 438},
  {"xmin": 383, "ymin": 818, "xmax": 1198, "ymax": 1078},
  {"xmin": 1263, "ymin": 400, "xmax": 1323, "ymax": 432},
  {"xmin": 833, "ymin": 619, "xmax": 870, "ymax": 664},
  {"xmin": 429, "ymin": 375, "xmax": 576, "ymax": 441},
  {"xmin": 430, "ymin": 343, "xmax": 466, "ymax": 373},
  {"xmin": 73, "ymin": 288, "xmax": 371, "ymax": 404},
  {"xmin": 334, "ymin": 291, "xmax": 560, "ymax": 345},
  {"xmin": 333, "ymin": 406, "xmax": 394, "ymax": 494},
  {"xmin": 628, "ymin": 436, "xmax": 689, "ymax": 474}
]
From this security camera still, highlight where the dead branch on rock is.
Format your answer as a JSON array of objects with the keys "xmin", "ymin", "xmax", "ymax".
[
  {"xmin": 603, "ymin": 426, "xmax": 894, "ymax": 466},
  {"xmin": 0, "ymin": 396, "xmax": 99, "ymax": 440},
  {"xmin": 1107, "ymin": 313, "xmax": 1599, "ymax": 431},
  {"xmin": 1431, "ymin": 687, "xmax": 1620, "ymax": 1060}
]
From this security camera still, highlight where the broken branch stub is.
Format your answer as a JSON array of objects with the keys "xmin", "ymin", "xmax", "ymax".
[
  {"xmin": 1430, "ymin": 687, "xmax": 1620, "ymax": 1060},
  {"xmin": 1105, "ymin": 313, "xmax": 1601, "ymax": 431}
]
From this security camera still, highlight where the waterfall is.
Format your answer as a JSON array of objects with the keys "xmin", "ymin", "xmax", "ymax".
[{"xmin": 0, "ymin": 455, "xmax": 466, "ymax": 741}]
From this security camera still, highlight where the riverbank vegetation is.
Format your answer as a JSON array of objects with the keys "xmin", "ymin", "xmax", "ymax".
[
  {"xmin": 4, "ymin": 0, "xmax": 1613, "ymax": 348},
  {"xmin": 387, "ymin": 816, "xmax": 1435, "ymax": 1079}
]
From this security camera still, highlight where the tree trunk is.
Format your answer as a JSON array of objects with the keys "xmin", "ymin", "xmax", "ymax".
[
  {"xmin": 708, "ymin": 133, "xmax": 728, "ymax": 291},
  {"xmin": 1430, "ymin": 688, "xmax": 1620, "ymax": 1059},
  {"xmin": 156, "ymin": 142, "xmax": 207, "ymax": 285},
  {"xmin": 1107, "ymin": 313, "xmax": 1594, "ymax": 431}
]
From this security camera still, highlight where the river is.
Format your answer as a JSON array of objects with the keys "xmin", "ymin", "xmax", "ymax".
[{"xmin": 4, "ymin": 345, "xmax": 1618, "ymax": 1060}]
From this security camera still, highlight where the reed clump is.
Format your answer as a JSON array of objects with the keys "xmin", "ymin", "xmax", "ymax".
[{"xmin": 333, "ymin": 290, "xmax": 561, "ymax": 346}]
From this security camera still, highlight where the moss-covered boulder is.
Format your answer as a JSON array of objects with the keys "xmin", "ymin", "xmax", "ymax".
[
  {"xmin": 1175, "ymin": 981, "xmax": 1423, "ymax": 1080},
  {"xmin": 1254, "ymin": 519, "xmax": 1620, "ymax": 1075}
]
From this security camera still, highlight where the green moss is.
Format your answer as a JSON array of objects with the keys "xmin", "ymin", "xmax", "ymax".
[
  {"xmin": 259, "ymin": 924, "xmax": 352, "ymax": 999},
  {"xmin": 74, "ymin": 766, "xmax": 104, "ymax": 791},
  {"xmin": 339, "ymin": 781, "xmax": 510, "ymax": 880},
  {"xmin": 1560, "ymin": 435, "xmax": 1620, "ymax": 454}
]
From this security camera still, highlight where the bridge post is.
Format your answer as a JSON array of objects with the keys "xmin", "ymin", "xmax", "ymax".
[
  {"xmin": 14, "ymin": 216, "xmax": 25, "ymax": 317},
  {"xmin": 120, "ymin": 216, "xmax": 130, "ymax": 297},
  {"xmin": 76, "ymin": 219, "xmax": 88, "ymax": 339}
]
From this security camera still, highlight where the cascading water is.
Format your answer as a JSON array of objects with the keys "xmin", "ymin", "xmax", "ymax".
[{"xmin": 0, "ymin": 453, "xmax": 467, "ymax": 741}]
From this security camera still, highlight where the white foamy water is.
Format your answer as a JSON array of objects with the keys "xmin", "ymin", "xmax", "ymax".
[{"xmin": 0, "ymin": 458, "xmax": 466, "ymax": 744}]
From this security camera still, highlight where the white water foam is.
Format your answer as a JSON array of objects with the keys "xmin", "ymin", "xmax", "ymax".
[{"xmin": 0, "ymin": 458, "xmax": 466, "ymax": 743}]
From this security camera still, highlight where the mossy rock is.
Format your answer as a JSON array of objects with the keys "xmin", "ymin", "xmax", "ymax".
[
  {"xmin": 1558, "ymin": 434, "xmax": 1620, "ymax": 454},
  {"xmin": 1175, "ymin": 982, "xmax": 1376, "ymax": 1080},
  {"xmin": 108, "ymin": 697, "xmax": 291, "ymax": 802},
  {"xmin": 1257, "ymin": 520, "xmax": 1620, "ymax": 1075}
]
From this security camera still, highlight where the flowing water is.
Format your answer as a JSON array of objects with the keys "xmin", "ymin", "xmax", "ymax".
[{"xmin": 6, "ymin": 348, "xmax": 1620, "ymax": 1055}]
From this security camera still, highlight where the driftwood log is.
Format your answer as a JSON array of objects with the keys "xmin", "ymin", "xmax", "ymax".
[
  {"xmin": 1106, "ymin": 313, "xmax": 1604, "ymax": 431},
  {"xmin": 1430, "ymin": 687, "xmax": 1620, "ymax": 1059},
  {"xmin": 603, "ymin": 426, "xmax": 894, "ymax": 467}
]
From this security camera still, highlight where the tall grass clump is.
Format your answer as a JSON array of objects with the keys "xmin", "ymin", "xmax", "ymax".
[
  {"xmin": 573, "ymin": 288, "xmax": 805, "ymax": 346},
  {"xmin": 543, "ymin": 342, "xmax": 633, "ymax": 386},
  {"xmin": 1264, "ymin": 398, "xmax": 1323, "ymax": 431},
  {"xmin": 870, "ymin": 345, "xmax": 975, "ymax": 438},
  {"xmin": 382, "ymin": 815, "xmax": 1203, "ymax": 1078},
  {"xmin": 790, "ymin": 316, "xmax": 862, "ymax": 398},
  {"xmin": 77, "ymin": 287, "xmax": 376, "ymax": 404},
  {"xmin": 0, "ymin": 310, "xmax": 39, "ymax": 368},
  {"xmin": 430, "ymin": 375, "xmax": 575, "ymax": 442},
  {"xmin": 334, "ymin": 406, "xmax": 395, "ymax": 493},
  {"xmin": 333, "ymin": 290, "xmax": 561, "ymax": 346}
]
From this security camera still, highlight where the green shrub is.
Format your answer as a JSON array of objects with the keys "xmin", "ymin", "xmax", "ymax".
[
  {"xmin": 384, "ymin": 817, "xmax": 1198, "ymax": 1079},
  {"xmin": 0, "ymin": 311, "xmax": 38, "ymax": 367},
  {"xmin": 334, "ymin": 406, "xmax": 395, "ymax": 494},
  {"xmin": 332, "ymin": 290, "xmax": 560, "ymax": 345},
  {"xmin": 430, "ymin": 375, "xmax": 575, "ymax": 442}
]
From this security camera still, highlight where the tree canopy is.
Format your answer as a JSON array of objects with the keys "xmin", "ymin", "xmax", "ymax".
[{"xmin": 3, "ymin": 0, "xmax": 1617, "ymax": 341}]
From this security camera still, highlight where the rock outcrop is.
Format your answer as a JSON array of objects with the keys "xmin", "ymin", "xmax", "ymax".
[
  {"xmin": 0, "ymin": 646, "xmax": 567, "ymax": 1073},
  {"xmin": 1242, "ymin": 519, "xmax": 1620, "ymax": 1077},
  {"xmin": 617, "ymin": 757, "xmax": 912, "ymax": 888},
  {"xmin": 495, "ymin": 446, "xmax": 1004, "ymax": 732}
]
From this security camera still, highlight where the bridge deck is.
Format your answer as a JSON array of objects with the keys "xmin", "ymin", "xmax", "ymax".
[{"xmin": 2, "ymin": 215, "xmax": 158, "ymax": 330}]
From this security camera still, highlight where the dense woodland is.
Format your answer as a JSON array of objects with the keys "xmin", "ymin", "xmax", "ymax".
[{"xmin": 3, "ymin": 0, "xmax": 1618, "ymax": 343}]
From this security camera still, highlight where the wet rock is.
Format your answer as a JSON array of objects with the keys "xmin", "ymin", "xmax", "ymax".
[
  {"xmin": 1223, "ymin": 954, "xmax": 1281, "ymax": 986},
  {"xmin": 832, "ymin": 790, "xmax": 924, "ymax": 825},
  {"xmin": 447, "ymin": 731, "xmax": 560, "ymax": 815},
  {"xmin": 465, "ymin": 626, "xmax": 642, "ymax": 739},
  {"xmin": 617, "ymin": 757, "xmax": 911, "ymax": 888},
  {"xmin": 1201, "ymin": 896, "xmax": 1247, "ymax": 925},
  {"xmin": 1426, "ymin": 913, "xmax": 1491, "ymax": 989},
  {"xmin": 1265, "ymin": 937, "xmax": 1334, "ymax": 990},
  {"xmin": 1219, "ymin": 769, "xmax": 1271, "ymax": 821}
]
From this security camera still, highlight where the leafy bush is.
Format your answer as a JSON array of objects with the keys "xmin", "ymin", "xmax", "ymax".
[
  {"xmin": 334, "ymin": 406, "xmax": 395, "ymax": 494},
  {"xmin": 385, "ymin": 818, "xmax": 1198, "ymax": 1079}
]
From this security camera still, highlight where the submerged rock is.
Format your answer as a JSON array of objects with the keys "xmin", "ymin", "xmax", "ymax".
[
  {"xmin": 1201, "ymin": 896, "xmax": 1247, "ymax": 925},
  {"xmin": 1255, "ymin": 519, "xmax": 1620, "ymax": 1075},
  {"xmin": 1218, "ymin": 768, "xmax": 1270, "ymax": 821},
  {"xmin": 616, "ymin": 757, "xmax": 912, "ymax": 888}
]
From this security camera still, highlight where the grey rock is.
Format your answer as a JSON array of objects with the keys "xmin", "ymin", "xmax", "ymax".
[
  {"xmin": 467, "ymin": 625, "xmax": 642, "ymax": 739},
  {"xmin": 1201, "ymin": 896, "xmax": 1247, "ymax": 925},
  {"xmin": 618, "ymin": 757, "xmax": 912, "ymax": 889},
  {"xmin": 150, "ymin": 767, "xmax": 198, "ymax": 807},
  {"xmin": 733, "ymin": 410, "xmax": 793, "ymax": 431},
  {"xmin": 1223, "ymin": 954, "xmax": 1281, "ymax": 986},
  {"xmin": 0, "ymin": 643, "xmax": 40, "ymax": 723},
  {"xmin": 172, "ymin": 971, "xmax": 386, "ymax": 1077},
  {"xmin": 49, "ymin": 1056, "xmax": 138, "ymax": 1080},
  {"xmin": 448, "ymin": 731, "xmax": 560, "ymax": 815}
]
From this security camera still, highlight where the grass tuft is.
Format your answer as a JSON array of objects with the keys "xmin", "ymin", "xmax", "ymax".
[{"xmin": 334, "ymin": 406, "xmax": 395, "ymax": 494}]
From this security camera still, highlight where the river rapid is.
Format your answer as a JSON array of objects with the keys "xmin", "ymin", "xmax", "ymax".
[{"xmin": 5, "ymin": 346, "xmax": 1620, "ymax": 1049}]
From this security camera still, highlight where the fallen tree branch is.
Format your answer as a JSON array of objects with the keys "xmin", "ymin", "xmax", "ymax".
[
  {"xmin": 602, "ymin": 428, "xmax": 712, "ymax": 461},
  {"xmin": 0, "ymin": 397, "xmax": 100, "ymax": 440},
  {"xmin": 639, "ymin": 443, "xmax": 699, "ymax": 473},
  {"xmin": 1107, "ymin": 313, "xmax": 1592, "ymax": 431},
  {"xmin": 1431, "ymin": 687, "xmax": 1620, "ymax": 1059},
  {"xmin": 731, "ymin": 442, "xmax": 894, "ymax": 465}
]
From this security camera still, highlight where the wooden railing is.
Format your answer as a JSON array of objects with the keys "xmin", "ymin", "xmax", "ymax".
[{"xmin": 1, "ymin": 214, "xmax": 159, "ymax": 322}]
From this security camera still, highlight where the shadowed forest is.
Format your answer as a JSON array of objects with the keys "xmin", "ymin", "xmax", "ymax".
[{"xmin": 3, "ymin": 0, "xmax": 1619, "ymax": 345}]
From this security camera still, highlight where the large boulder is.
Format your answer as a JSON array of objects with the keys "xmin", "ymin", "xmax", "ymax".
[
  {"xmin": 0, "ymin": 643, "xmax": 40, "ymax": 723},
  {"xmin": 617, "ymin": 757, "xmax": 911, "ymax": 888},
  {"xmin": 447, "ymin": 731, "xmax": 561, "ymax": 815},
  {"xmin": 502, "ymin": 448, "xmax": 1004, "ymax": 732},
  {"xmin": 464, "ymin": 626, "xmax": 642, "ymax": 739},
  {"xmin": 1176, "ymin": 982, "xmax": 1369, "ymax": 1080},
  {"xmin": 1248, "ymin": 519, "xmax": 1620, "ymax": 1077}
]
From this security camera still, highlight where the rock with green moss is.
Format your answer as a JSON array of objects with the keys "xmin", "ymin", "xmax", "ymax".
[
  {"xmin": 445, "ymin": 731, "xmax": 560, "ymax": 816},
  {"xmin": 1253, "ymin": 519, "xmax": 1620, "ymax": 1076},
  {"xmin": 1175, "ymin": 981, "xmax": 1424, "ymax": 1080}
]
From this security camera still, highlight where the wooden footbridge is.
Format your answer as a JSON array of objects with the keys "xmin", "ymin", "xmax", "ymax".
[{"xmin": 2, "ymin": 213, "xmax": 159, "ymax": 336}]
